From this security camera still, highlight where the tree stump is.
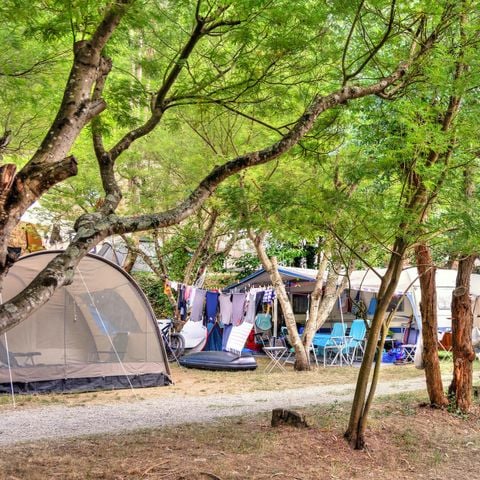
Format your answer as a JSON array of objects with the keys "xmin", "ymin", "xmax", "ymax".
[{"xmin": 271, "ymin": 408, "xmax": 309, "ymax": 428}]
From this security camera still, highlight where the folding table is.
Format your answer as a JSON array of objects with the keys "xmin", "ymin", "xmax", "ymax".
[{"xmin": 263, "ymin": 346, "xmax": 291, "ymax": 373}]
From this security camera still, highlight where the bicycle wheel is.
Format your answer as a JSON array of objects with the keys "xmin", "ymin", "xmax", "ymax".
[{"xmin": 166, "ymin": 333, "xmax": 185, "ymax": 362}]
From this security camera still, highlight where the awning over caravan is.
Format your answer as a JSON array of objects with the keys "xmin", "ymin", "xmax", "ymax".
[
  {"xmin": 347, "ymin": 267, "xmax": 480, "ymax": 295},
  {"xmin": 0, "ymin": 251, "xmax": 171, "ymax": 393}
]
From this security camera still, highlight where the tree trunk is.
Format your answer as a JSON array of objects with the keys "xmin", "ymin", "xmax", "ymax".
[
  {"xmin": 415, "ymin": 243, "xmax": 448, "ymax": 407},
  {"xmin": 448, "ymin": 254, "xmax": 476, "ymax": 412},
  {"xmin": 249, "ymin": 231, "xmax": 310, "ymax": 370},
  {"xmin": 183, "ymin": 210, "xmax": 218, "ymax": 285},
  {"xmin": 345, "ymin": 239, "xmax": 406, "ymax": 449}
]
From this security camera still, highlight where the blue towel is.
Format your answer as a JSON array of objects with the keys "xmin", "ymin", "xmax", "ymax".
[{"xmin": 367, "ymin": 297, "xmax": 377, "ymax": 316}]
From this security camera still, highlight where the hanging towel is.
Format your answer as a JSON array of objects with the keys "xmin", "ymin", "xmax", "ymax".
[
  {"xmin": 367, "ymin": 297, "xmax": 377, "ymax": 316},
  {"xmin": 190, "ymin": 289, "xmax": 206, "ymax": 322},
  {"xmin": 225, "ymin": 322, "xmax": 254, "ymax": 355},
  {"xmin": 219, "ymin": 293, "xmax": 233, "ymax": 325},
  {"xmin": 231, "ymin": 293, "xmax": 246, "ymax": 326},
  {"xmin": 205, "ymin": 291, "xmax": 219, "ymax": 323}
]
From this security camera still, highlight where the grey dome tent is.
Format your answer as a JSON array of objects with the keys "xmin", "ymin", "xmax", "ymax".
[{"xmin": 0, "ymin": 251, "xmax": 171, "ymax": 393}]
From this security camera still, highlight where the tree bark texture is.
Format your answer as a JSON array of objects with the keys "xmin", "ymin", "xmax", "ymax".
[
  {"xmin": 249, "ymin": 231, "xmax": 310, "ymax": 371},
  {"xmin": 415, "ymin": 243, "xmax": 448, "ymax": 407},
  {"xmin": 0, "ymin": 1, "xmax": 132, "ymax": 277},
  {"xmin": 345, "ymin": 239, "xmax": 406, "ymax": 449},
  {"xmin": 448, "ymin": 254, "xmax": 476, "ymax": 412}
]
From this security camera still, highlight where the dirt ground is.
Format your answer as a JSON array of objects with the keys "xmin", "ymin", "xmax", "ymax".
[
  {"xmin": 0, "ymin": 359, "xmax": 445, "ymax": 410},
  {"xmin": 1, "ymin": 392, "xmax": 479, "ymax": 480},
  {"xmin": 1, "ymin": 361, "xmax": 479, "ymax": 479}
]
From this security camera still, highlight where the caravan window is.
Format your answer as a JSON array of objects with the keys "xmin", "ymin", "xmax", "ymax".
[{"xmin": 292, "ymin": 294, "xmax": 309, "ymax": 314}]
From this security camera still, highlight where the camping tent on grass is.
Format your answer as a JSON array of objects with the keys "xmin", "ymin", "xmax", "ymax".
[{"xmin": 0, "ymin": 251, "xmax": 171, "ymax": 393}]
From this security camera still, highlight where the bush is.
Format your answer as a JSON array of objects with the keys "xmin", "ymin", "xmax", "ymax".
[{"xmin": 131, "ymin": 272, "xmax": 174, "ymax": 318}]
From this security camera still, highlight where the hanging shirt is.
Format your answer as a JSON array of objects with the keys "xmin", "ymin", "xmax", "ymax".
[
  {"xmin": 263, "ymin": 289, "xmax": 276, "ymax": 305},
  {"xmin": 205, "ymin": 291, "xmax": 219, "ymax": 323},
  {"xmin": 231, "ymin": 293, "xmax": 246, "ymax": 326},
  {"xmin": 244, "ymin": 291, "xmax": 259, "ymax": 324},
  {"xmin": 177, "ymin": 285, "xmax": 187, "ymax": 321},
  {"xmin": 190, "ymin": 289, "xmax": 206, "ymax": 322},
  {"xmin": 219, "ymin": 293, "xmax": 233, "ymax": 325}
]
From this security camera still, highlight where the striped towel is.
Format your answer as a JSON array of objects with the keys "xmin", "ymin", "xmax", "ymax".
[{"xmin": 225, "ymin": 322, "xmax": 254, "ymax": 355}]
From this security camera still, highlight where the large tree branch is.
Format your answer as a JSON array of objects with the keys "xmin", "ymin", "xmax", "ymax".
[
  {"xmin": 0, "ymin": 31, "xmax": 440, "ymax": 333},
  {"xmin": 0, "ymin": 1, "xmax": 132, "ymax": 240},
  {"xmin": 108, "ymin": 9, "xmax": 239, "ymax": 162}
]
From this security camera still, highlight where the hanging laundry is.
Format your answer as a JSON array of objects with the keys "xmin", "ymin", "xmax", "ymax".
[
  {"xmin": 170, "ymin": 281, "xmax": 178, "ymax": 291},
  {"xmin": 177, "ymin": 284, "xmax": 187, "ymax": 321},
  {"xmin": 164, "ymin": 280, "xmax": 172, "ymax": 297},
  {"xmin": 205, "ymin": 291, "xmax": 219, "ymax": 323},
  {"xmin": 263, "ymin": 288, "xmax": 276, "ymax": 305},
  {"xmin": 187, "ymin": 287, "xmax": 197, "ymax": 307},
  {"xmin": 254, "ymin": 291, "xmax": 264, "ymax": 315},
  {"xmin": 367, "ymin": 296, "xmax": 377, "ymax": 316},
  {"xmin": 231, "ymin": 293, "xmax": 246, "ymax": 326},
  {"xmin": 184, "ymin": 285, "xmax": 192, "ymax": 302},
  {"xmin": 244, "ymin": 291, "xmax": 259, "ymax": 324},
  {"xmin": 219, "ymin": 293, "xmax": 233, "ymax": 325},
  {"xmin": 221, "ymin": 323, "xmax": 233, "ymax": 350},
  {"xmin": 190, "ymin": 289, "xmax": 206, "ymax": 322}
]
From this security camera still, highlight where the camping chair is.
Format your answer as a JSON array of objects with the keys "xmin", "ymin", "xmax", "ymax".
[
  {"xmin": 399, "ymin": 323, "xmax": 418, "ymax": 363},
  {"xmin": 343, "ymin": 319, "xmax": 367, "ymax": 364},
  {"xmin": 313, "ymin": 322, "xmax": 347, "ymax": 358},
  {"xmin": 279, "ymin": 327, "xmax": 318, "ymax": 367},
  {"xmin": 0, "ymin": 341, "xmax": 19, "ymax": 368},
  {"xmin": 263, "ymin": 336, "xmax": 293, "ymax": 372}
]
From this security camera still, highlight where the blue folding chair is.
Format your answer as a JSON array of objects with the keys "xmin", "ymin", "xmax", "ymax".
[
  {"xmin": 313, "ymin": 322, "xmax": 347, "ymax": 358},
  {"xmin": 343, "ymin": 319, "xmax": 367, "ymax": 364}
]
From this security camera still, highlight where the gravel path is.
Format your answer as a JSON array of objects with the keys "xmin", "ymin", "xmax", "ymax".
[{"xmin": 0, "ymin": 377, "xmax": 429, "ymax": 446}]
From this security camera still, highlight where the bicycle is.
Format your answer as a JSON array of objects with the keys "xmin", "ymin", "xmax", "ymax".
[{"xmin": 158, "ymin": 320, "xmax": 185, "ymax": 362}]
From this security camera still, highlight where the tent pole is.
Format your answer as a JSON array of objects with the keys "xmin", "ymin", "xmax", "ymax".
[{"xmin": 273, "ymin": 296, "xmax": 278, "ymax": 338}]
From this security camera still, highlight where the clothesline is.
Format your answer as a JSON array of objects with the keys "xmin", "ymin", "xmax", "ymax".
[{"xmin": 164, "ymin": 280, "xmax": 276, "ymax": 328}]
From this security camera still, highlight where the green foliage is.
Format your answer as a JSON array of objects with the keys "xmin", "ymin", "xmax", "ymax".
[
  {"xmin": 131, "ymin": 271, "xmax": 173, "ymax": 319},
  {"xmin": 233, "ymin": 252, "xmax": 260, "ymax": 279}
]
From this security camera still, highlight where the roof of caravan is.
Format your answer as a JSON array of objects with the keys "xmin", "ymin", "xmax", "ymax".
[
  {"xmin": 227, "ymin": 266, "xmax": 321, "ymax": 290},
  {"xmin": 228, "ymin": 266, "xmax": 480, "ymax": 296}
]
